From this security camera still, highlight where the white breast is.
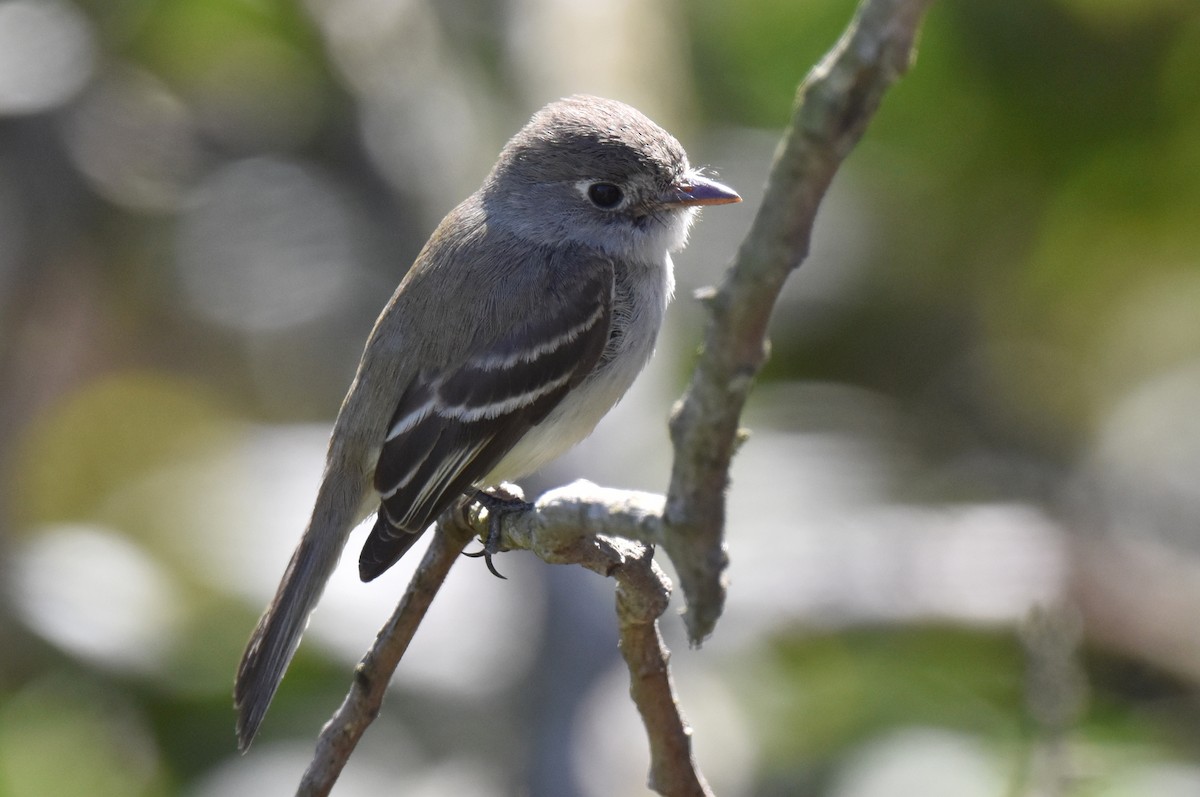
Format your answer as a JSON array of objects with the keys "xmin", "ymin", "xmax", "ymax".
[{"xmin": 485, "ymin": 253, "xmax": 675, "ymax": 483}]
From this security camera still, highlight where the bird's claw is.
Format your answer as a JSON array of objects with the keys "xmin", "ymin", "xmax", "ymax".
[{"xmin": 461, "ymin": 488, "xmax": 533, "ymax": 579}]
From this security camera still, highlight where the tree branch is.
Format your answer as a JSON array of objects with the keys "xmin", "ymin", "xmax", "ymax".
[
  {"xmin": 296, "ymin": 511, "xmax": 474, "ymax": 797},
  {"xmin": 294, "ymin": 0, "xmax": 934, "ymax": 790},
  {"xmin": 296, "ymin": 482, "xmax": 709, "ymax": 795},
  {"xmin": 663, "ymin": 0, "xmax": 935, "ymax": 644},
  {"xmin": 614, "ymin": 546, "xmax": 712, "ymax": 796},
  {"xmin": 488, "ymin": 482, "xmax": 712, "ymax": 795}
]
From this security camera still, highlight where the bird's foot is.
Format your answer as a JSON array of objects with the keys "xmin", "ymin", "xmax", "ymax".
[{"xmin": 462, "ymin": 486, "xmax": 532, "ymax": 579}]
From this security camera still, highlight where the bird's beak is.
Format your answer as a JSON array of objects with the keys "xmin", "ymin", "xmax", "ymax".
[{"xmin": 660, "ymin": 173, "xmax": 742, "ymax": 208}]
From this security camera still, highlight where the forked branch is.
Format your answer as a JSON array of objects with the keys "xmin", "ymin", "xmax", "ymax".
[{"xmin": 296, "ymin": 0, "xmax": 934, "ymax": 791}]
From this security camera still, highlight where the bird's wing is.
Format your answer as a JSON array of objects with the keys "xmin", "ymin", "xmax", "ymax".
[{"xmin": 358, "ymin": 255, "xmax": 614, "ymax": 579}]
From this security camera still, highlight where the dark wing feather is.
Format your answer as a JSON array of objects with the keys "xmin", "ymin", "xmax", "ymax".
[{"xmin": 358, "ymin": 257, "xmax": 614, "ymax": 580}]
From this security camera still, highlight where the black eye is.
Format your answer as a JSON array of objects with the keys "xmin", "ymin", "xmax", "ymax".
[{"xmin": 587, "ymin": 182, "xmax": 623, "ymax": 209}]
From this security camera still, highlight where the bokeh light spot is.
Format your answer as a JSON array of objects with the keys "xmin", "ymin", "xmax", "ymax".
[
  {"xmin": 63, "ymin": 67, "xmax": 201, "ymax": 212},
  {"xmin": 9, "ymin": 524, "xmax": 183, "ymax": 673},
  {"xmin": 175, "ymin": 157, "xmax": 360, "ymax": 333},
  {"xmin": 0, "ymin": 0, "xmax": 96, "ymax": 115}
]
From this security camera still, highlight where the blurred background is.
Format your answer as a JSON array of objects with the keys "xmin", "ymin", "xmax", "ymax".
[{"xmin": 1, "ymin": 0, "xmax": 1199, "ymax": 794}]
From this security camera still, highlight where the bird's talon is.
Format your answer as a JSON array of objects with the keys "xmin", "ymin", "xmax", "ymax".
[
  {"xmin": 458, "ymin": 487, "xmax": 532, "ymax": 579},
  {"xmin": 482, "ymin": 553, "xmax": 507, "ymax": 580}
]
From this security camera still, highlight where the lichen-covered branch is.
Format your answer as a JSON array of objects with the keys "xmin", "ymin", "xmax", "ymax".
[
  {"xmin": 296, "ymin": 482, "xmax": 706, "ymax": 796},
  {"xmin": 498, "ymin": 480, "xmax": 666, "ymax": 560},
  {"xmin": 493, "ymin": 482, "xmax": 711, "ymax": 796},
  {"xmin": 663, "ymin": 0, "xmax": 935, "ymax": 644}
]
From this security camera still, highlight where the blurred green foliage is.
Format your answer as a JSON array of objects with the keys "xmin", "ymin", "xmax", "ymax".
[
  {"xmin": 14, "ymin": 373, "xmax": 235, "ymax": 530},
  {"xmin": 737, "ymin": 628, "xmax": 1019, "ymax": 771},
  {"xmin": 2, "ymin": 0, "xmax": 1199, "ymax": 795}
]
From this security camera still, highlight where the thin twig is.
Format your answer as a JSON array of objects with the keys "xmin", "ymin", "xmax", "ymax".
[
  {"xmin": 663, "ymin": 0, "xmax": 936, "ymax": 644},
  {"xmin": 1015, "ymin": 604, "xmax": 1086, "ymax": 797},
  {"xmin": 296, "ymin": 510, "xmax": 474, "ymax": 796},
  {"xmin": 614, "ymin": 547, "xmax": 711, "ymax": 796}
]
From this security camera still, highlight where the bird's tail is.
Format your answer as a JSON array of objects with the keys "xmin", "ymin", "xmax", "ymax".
[{"xmin": 234, "ymin": 497, "xmax": 354, "ymax": 751}]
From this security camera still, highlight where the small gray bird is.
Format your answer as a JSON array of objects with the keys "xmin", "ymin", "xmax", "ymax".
[{"xmin": 234, "ymin": 94, "xmax": 740, "ymax": 749}]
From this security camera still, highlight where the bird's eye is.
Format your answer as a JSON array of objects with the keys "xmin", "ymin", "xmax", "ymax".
[{"xmin": 587, "ymin": 182, "xmax": 623, "ymax": 209}]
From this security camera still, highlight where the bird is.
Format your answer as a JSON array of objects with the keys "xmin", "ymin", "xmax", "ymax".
[{"xmin": 234, "ymin": 94, "xmax": 740, "ymax": 750}]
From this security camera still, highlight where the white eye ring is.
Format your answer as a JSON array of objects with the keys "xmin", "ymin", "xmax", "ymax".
[{"xmin": 577, "ymin": 180, "xmax": 625, "ymax": 210}]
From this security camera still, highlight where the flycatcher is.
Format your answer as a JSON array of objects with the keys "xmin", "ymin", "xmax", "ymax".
[{"xmin": 234, "ymin": 94, "xmax": 740, "ymax": 749}]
